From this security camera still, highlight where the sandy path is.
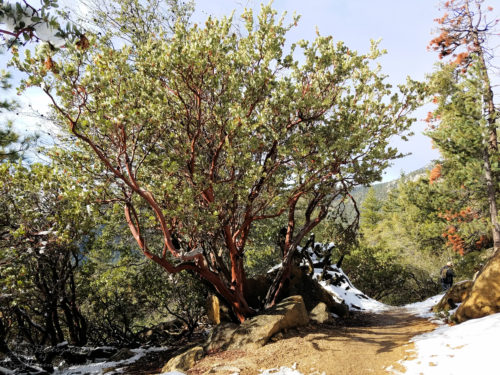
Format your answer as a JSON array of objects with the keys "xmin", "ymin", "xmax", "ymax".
[{"xmin": 187, "ymin": 309, "xmax": 437, "ymax": 375}]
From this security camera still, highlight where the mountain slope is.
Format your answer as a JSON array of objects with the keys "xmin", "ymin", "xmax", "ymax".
[{"xmin": 350, "ymin": 164, "xmax": 432, "ymax": 208}]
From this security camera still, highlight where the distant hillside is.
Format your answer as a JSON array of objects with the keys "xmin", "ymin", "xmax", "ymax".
[{"xmin": 350, "ymin": 164, "xmax": 432, "ymax": 209}]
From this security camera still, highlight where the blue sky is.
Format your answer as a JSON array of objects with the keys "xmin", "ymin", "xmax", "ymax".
[
  {"xmin": 194, "ymin": 0, "xmax": 445, "ymax": 181},
  {"xmin": 1, "ymin": 0, "xmax": 457, "ymax": 181}
]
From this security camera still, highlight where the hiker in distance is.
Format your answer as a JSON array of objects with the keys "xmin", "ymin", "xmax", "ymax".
[{"xmin": 440, "ymin": 261, "xmax": 455, "ymax": 291}]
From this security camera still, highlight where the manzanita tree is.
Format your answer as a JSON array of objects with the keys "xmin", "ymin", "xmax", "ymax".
[{"xmin": 13, "ymin": 6, "xmax": 420, "ymax": 321}]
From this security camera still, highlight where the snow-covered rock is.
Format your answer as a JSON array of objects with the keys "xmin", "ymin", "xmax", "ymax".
[{"xmin": 299, "ymin": 242, "xmax": 389, "ymax": 313}]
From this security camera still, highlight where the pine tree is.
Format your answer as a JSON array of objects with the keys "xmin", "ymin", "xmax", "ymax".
[{"xmin": 429, "ymin": 0, "xmax": 499, "ymax": 252}]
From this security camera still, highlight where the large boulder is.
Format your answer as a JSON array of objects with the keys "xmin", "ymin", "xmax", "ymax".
[
  {"xmin": 309, "ymin": 302, "xmax": 333, "ymax": 324},
  {"xmin": 244, "ymin": 266, "xmax": 348, "ymax": 318},
  {"xmin": 161, "ymin": 346, "xmax": 205, "ymax": 373},
  {"xmin": 433, "ymin": 280, "xmax": 473, "ymax": 312},
  {"xmin": 205, "ymin": 323, "xmax": 239, "ymax": 352},
  {"xmin": 455, "ymin": 251, "xmax": 500, "ymax": 323},
  {"xmin": 206, "ymin": 295, "xmax": 309, "ymax": 351},
  {"xmin": 282, "ymin": 265, "xmax": 349, "ymax": 317}
]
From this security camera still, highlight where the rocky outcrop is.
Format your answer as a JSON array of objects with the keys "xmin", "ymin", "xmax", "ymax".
[
  {"xmin": 282, "ymin": 266, "xmax": 349, "ymax": 318},
  {"xmin": 309, "ymin": 302, "xmax": 333, "ymax": 324},
  {"xmin": 455, "ymin": 251, "xmax": 500, "ymax": 323},
  {"xmin": 243, "ymin": 266, "xmax": 349, "ymax": 318},
  {"xmin": 161, "ymin": 346, "xmax": 205, "ymax": 373},
  {"xmin": 206, "ymin": 295, "xmax": 309, "ymax": 352},
  {"xmin": 433, "ymin": 280, "xmax": 473, "ymax": 312}
]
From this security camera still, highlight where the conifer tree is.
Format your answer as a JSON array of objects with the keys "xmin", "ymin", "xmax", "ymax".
[
  {"xmin": 428, "ymin": 0, "xmax": 499, "ymax": 252},
  {"xmin": 427, "ymin": 0, "xmax": 500, "ymax": 322},
  {"xmin": 360, "ymin": 187, "xmax": 383, "ymax": 231}
]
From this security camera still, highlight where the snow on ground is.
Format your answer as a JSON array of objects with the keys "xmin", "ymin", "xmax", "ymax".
[
  {"xmin": 257, "ymin": 363, "xmax": 308, "ymax": 375},
  {"xmin": 53, "ymin": 347, "xmax": 167, "ymax": 375},
  {"xmin": 403, "ymin": 293, "xmax": 444, "ymax": 319},
  {"xmin": 279, "ymin": 244, "xmax": 500, "ymax": 375},
  {"xmin": 165, "ymin": 261, "xmax": 500, "ymax": 375},
  {"xmin": 391, "ymin": 312, "xmax": 500, "ymax": 375}
]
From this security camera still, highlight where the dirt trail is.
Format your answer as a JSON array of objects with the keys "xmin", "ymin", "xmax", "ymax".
[{"xmin": 188, "ymin": 309, "xmax": 437, "ymax": 375}]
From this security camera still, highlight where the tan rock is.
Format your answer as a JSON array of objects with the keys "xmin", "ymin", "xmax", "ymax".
[
  {"xmin": 206, "ymin": 295, "xmax": 309, "ymax": 351},
  {"xmin": 161, "ymin": 346, "xmax": 204, "ymax": 373},
  {"xmin": 455, "ymin": 251, "xmax": 500, "ymax": 323},
  {"xmin": 205, "ymin": 323, "xmax": 239, "ymax": 352},
  {"xmin": 309, "ymin": 302, "xmax": 332, "ymax": 324},
  {"xmin": 433, "ymin": 280, "xmax": 473, "ymax": 312},
  {"xmin": 285, "ymin": 265, "xmax": 349, "ymax": 317}
]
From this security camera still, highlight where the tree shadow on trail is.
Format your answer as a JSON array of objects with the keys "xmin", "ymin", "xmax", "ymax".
[{"xmin": 280, "ymin": 310, "xmax": 435, "ymax": 355}]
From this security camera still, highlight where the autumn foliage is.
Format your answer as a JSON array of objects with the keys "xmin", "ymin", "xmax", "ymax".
[
  {"xmin": 442, "ymin": 226, "xmax": 466, "ymax": 255},
  {"xmin": 439, "ymin": 207, "xmax": 488, "ymax": 254},
  {"xmin": 429, "ymin": 164, "xmax": 442, "ymax": 184},
  {"xmin": 429, "ymin": 0, "xmax": 498, "ymax": 68}
]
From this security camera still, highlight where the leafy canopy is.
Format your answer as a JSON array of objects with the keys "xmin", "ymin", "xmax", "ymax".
[{"xmin": 12, "ymin": 5, "xmax": 421, "ymax": 319}]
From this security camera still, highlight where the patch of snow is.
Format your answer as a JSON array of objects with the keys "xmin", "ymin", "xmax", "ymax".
[
  {"xmin": 267, "ymin": 263, "xmax": 281, "ymax": 274},
  {"xmin": 315, "ymin": 268, "xmax": 389, "ymax": 313},
  {"xmin": 259, "ymin": 363, "xmax": 307, "ymax": 375},
  {"xmin": 391, "ymin": 312, "xmax": 500, "ymax": 375},
  {"xmin": 270, "ymin": 242, "xmax": 391, "ymax": 313},
  {"xmin": 307, "ymin": 243, "xmax": 389, "ymax": 313},
  {"xmin": 0, "ymin": 366, "xmax": 14, "ymax": 375},
  {"xmin": 403, "ymin": 293, "xmax": 444, "ymax": 319},
  {"xmin": 53, "ymin": 347, "xmax": 168, "ymax": 375},
  {"xmin": 92, "ymin": 346, "xmax": 116, "ymax": 351}
]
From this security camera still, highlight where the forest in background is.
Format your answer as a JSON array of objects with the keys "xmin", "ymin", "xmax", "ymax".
[{"xmin": 0, "ymin": 0, "xmax": 498, "ymax": 368}]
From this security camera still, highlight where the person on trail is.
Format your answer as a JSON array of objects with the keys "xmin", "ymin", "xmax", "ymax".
[{"xmin": 440, "ymin": 261, "xmax": 455, "ymax": 291}]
